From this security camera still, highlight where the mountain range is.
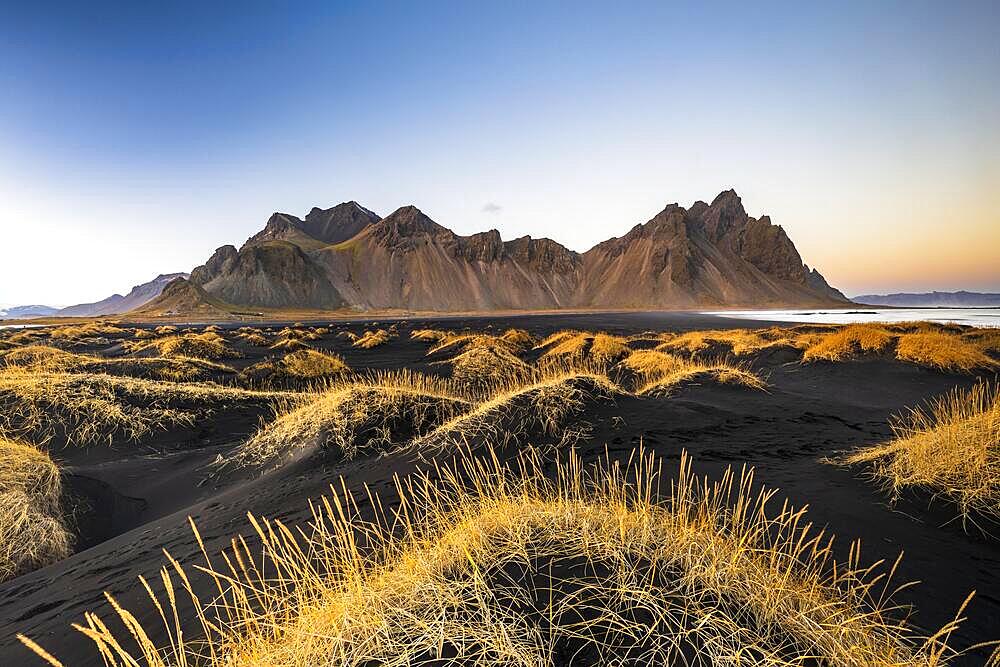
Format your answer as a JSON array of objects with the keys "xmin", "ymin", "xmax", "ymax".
[
  {"xmin": 0, "ymin": 305, "xmax": 59, "ymax": 319},
  {"xmin": 853, "ymin": 291, "xmax": 1000, "ymax": 307},
  {"xmin": 141, "ymin": 189, "xmax": 846, "ymax": 315},
  {"xmin": 1, "ymin": 190, "xmax": 854, "ymax": 320},
  {"xmin": 0, "ymin": 274, "xmax": 188, "ymax": 319},
  {"xmin": 55, "ymin": 273, "xmax": 190, "ymax": 317}
]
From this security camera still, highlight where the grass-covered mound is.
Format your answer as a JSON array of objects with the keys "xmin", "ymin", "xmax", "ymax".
[
  {"xmin": 0, "ymin": 368, "xmax": 287, "ymax": 446},
  {"xmin": 842, "ymin": 382, "xmax": 1000, "ymax": 523},
  {"xmin": 239, "ymin": 349, "xmax": 350, "ymax": 387},
  {"xmin": 0, "ymin": 438, "xmax": 71, "ymax": 583},
  {"xmin": 0, "ymin": 345, "xmax": 233, "ymax": 382},
  {"xmin": 415, "ymin": 365, "xmax": 621, "ymax": 451},
  {"xmin": 621, "ymin": 349, "xmax": 766, "ymax": 394},
  {"xmin": 235, "ymin": 371, "xmax": 469, "ymax": 469},
  {"xmin": 125, "ymin": 332, "xmax": 240, "ymax": 360},
  {"xmin": 353, "ymin": 329, "xmax": 394, "ymax": 349},
  {"xmin": 24, "ymin": 449, "xmax": 991, "ymax": 665},
  {"xmin": 535, "ymin": 330, "xmax": 630, "ymax": 364}
]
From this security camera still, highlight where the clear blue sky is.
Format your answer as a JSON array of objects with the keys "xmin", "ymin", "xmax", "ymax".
[{"xmin": 2, "ymin": 1, "xmax": 997, "ymax": 305}]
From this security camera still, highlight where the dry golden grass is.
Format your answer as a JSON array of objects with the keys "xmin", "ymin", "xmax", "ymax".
[
  {"xmin": 0, "ymin": 330, "xmax": 50, "ymax": 352},
  {"xmin": 0, "ymin": 345, "xmax": 233, "ymax": 382},
  {"xmin": 234, "ymin": 330, "xmax": 270, "ymax": 347},
  {"xmin": 46, "ymin": 321, "xmax": 127, "ymax": 343},
  {"xmin": 353, "ymin": 329, "xmax": 394, "ymax": 349},
  {"xmin": 801, "ymin": 323, "xmax": 895, "ymax": 362},
  {"xmin": 411, "ymin": 328, "xmax": 449, "ymax": 343},
  {"xmin": 240, "ymin": 349, "xmax": 350, "ymax": 386},
  {"xmin": 842, "ymin": 383, "xmax": 1000, "ymax": 522},
  {"xmin": 276, "ymin": 349, "xmax": 348, "ymax": 378},
  {"xmin": 425, "ymin": 332, "xmax": 534, "ymax": 395},
  {"xmin": 444, "ymin": 346, "xmax": 533, "ymax": 396},
  {"xmin": 0, "ymin": 368, "xmax": 287, "ymax": 446},
  {"xmin": 534, "ymin": 329, "xmax": 578, "ymax": 350},
  {"xmin": 965, "ymin": 329, "xmax": 1000, "ymax": 354},
  {"xmin": 269, "ymin": 337, "xmax": 309, "ymax": 352},
  {"xmin": 25, "ymin": 447, "xmax": 995, "ymax": 666},
  {"xmin": 416, "ymin": 362, "xmax": 619, "ymax": 450},
  {"xmin": 498, "ymin": 327, "xmax": 535, "ymax": 350},
  {"xmin": 895, "ymin": 332, "xmax": 997, "ymax": 372},
  {"xmin": 537, "ymin": 330, "xmax": 629, "ymax": 364},
  {"xmin": 235, "ymin": 371, "xmax": 468, "ymax": 469},
  {"xmin": 126, "ymin": 332, "xmax": 240, "ymax": 360},
  {"xmin": 795, "ymin": 323, "xmax": 998, "ymax": 371},
  {"xmin": 0, "ymin": 345, "xmax": 83, "ymax": 372},
  {"xmin": 0, "ymin": 438, "xmax": 71, "ymax": 583},
  {"xmin": 658, "ymin": 327, "xmax": 803, "ymax": 357},
  {"xmin": 537, "ymin": 330, "xmax": 589, "ymax": 357},
  {"xmin": 274, "ymin": 327, "xmax": 321, "ymax": 342},
  {"xmin": 622, "ymin": 349, "xmax": 766, "ymax": 394}
]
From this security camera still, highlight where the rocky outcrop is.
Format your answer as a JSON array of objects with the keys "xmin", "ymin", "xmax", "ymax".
[
  {"xmin": 243, "ymin": 202, "xmax": 380, "ymax": 249},
  {"xmin": 191, "ymin": 241, "xmax": 345, "ymax": 309},
  {"xmin": 576, "ymin": 191, "xmax": 846, "ymax": 307},
  {"xmin": 131, "ymin": 277, "xmax": 234, "ymax": 318},
  {"xmin": 173, "ymin": 190, "xmax": 847, "ymax": 314}
]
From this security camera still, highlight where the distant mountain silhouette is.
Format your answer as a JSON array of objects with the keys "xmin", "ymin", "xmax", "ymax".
[
  {"xmin": 144, "ymin": 190, "xmax": 847, "ymax": 314},
  {"xmin": 853, "ymin": 291, "xmax": 1000, "ymax": 307},
  {"xmin": 0, "ymin": 305, "xmax": 58, "ymax": 319},
  {"xmin": 57, "ymin": 273, "xmax": 189, "ymax": 317}
]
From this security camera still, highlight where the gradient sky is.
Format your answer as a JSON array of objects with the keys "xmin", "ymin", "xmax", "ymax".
[{"xmin": 2, "ymin": 1, "xmax": 998, "ymax": 306}]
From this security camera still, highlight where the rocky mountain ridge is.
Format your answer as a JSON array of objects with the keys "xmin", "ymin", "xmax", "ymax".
[{"xmin": 166, "ymin": 190, "xmax": 847, "ymax": 313}]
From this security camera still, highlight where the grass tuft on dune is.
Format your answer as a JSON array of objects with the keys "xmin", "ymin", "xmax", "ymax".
[
  {"xmin": 622, "ymin": 349, "xmax": 766, "ymax": 394},
  {"xmin": 1, "ymin": 345, "xmax": 233, "ymax": 382},
  {"xmin": 240, "ymin": 349, "xmax": 350, "ymax": 386},
  {"xmin": 416, "ymin": 362, "xmax": 619, "ymax": 450},
  {"xmin": 235, "ymin": 371, "xmax": 468, "ymax": 469},
  {"xmin": 537, "ymin": 330, "xmax": 629, "ymax": 364},
  {"xmin": 895, "ymin": 332, "xmax": 997, "ymax": 372},
  {"xmin": 24, "ymin": 448, "xmax": 992, "ymax": 666},
  {"xmin": 125, "ymin": 332, "xmax": 240, "ymax": 360},
  {"xmin": 353, "ymin": 329, "xmax": 394, "ymax": 349},
  {"xmin": 0, "ymin": 369, "xmax": 288, "ymax": 446},
  {"xmin": 426, "ymin": 332, "xmax": 535, "ymax": 396},
  {"xmin": 0, "ymin": 438, "xmax": 71, "ymax": 583},
  {"xmin": 843, "ymin": 382, "xmax": 1000, "ymax": 522},
  {"xmin": 801, "ymin": 324, "xmax": 894, "ymax": 362}
]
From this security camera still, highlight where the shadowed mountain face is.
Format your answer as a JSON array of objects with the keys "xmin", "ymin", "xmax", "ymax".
[
  {"xmin": 130, "ymin": 277, "xmax": 234, "ymax": 317},
  {"xmin": 175, "ymin": 191, "xmax": 846, "ymax": 313}
]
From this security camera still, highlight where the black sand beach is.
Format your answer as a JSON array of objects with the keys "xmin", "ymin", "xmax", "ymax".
[{"xmin": 2, "ymin": 312, "xmax": 998, "ymax": 666}]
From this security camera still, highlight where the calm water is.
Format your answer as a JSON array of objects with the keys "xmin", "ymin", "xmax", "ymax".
[
  {"xmin": 0, "ymin": 324, "xmax": 44, "ymax": 330},
  {"xmin": 705, "ymin": 308, "xmax": 1000, "ymax": 327}
]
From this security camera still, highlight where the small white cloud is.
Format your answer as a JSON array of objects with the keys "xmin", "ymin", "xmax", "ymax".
[{"xmin": 481, "ymin": 202, "xmax": 502, "ymax": 214}]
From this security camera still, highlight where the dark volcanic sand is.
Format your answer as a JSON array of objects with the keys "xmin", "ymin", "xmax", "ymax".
[{"xmin": 2, "ymin": 312, "xmax": 999, "ymax": 665}]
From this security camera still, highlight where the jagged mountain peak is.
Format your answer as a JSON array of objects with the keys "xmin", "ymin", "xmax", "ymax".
[
  {"xmin": 302, "ymin": 201, "xmax": 380, "ymax": 244},
  {"xmin": 182, "ymin": 189, "xmax": 847, "ymax": 313},
  {"xmin": 373, "ymin": 206, "xmax": 450, "ymax": 239}
]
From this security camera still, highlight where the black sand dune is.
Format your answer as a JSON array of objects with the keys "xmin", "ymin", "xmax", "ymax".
[{"xmin": 1, "ymin": 312, "xmax": 998, "ymax": 665}]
